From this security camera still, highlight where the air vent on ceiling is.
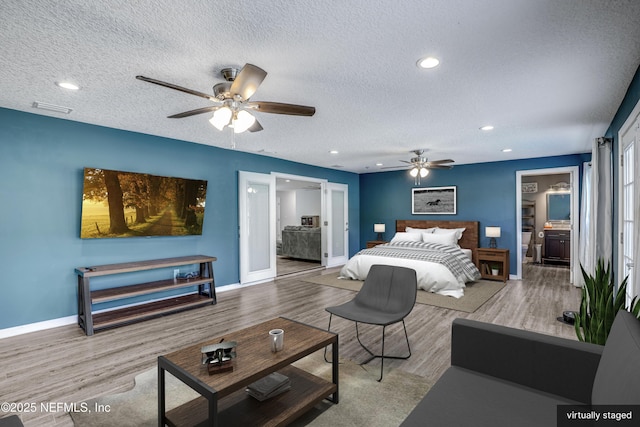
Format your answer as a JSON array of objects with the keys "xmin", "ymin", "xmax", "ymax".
[{"xmin": 32, "ymin": 101, "xmax": 73, "ymax": 114}]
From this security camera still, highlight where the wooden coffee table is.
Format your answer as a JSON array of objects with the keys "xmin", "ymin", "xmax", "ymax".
[{"xmin": 158, "ymin": 317, "xmax": 339, "ymax": 426}]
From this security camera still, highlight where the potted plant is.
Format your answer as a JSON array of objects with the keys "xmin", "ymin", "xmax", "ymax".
[
  {"xmin": 574, "ymin": 258, "xmax": 637, "ymax": 345},
  {"xmin": 490, "ymin": 264, "xmax": 500, "ymax": 276}
]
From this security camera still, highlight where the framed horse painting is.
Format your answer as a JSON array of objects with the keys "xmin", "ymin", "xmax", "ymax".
[{"xmin": 411, "ymin": 186, "xmax": 457, "ymax": 215}]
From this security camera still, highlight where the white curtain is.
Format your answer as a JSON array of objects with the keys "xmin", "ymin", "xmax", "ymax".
[
  {"xmin": 578, "ymin": 162, "xmax": 592, "ymax": 285},
  {"xmin": 579, "ymin": 138, "xmax": 613, "ymax": 283}
]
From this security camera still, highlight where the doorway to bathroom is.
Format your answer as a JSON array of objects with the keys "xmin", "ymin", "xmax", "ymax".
[{"xmin": 516, "ymin": 166, "xmax": 579, "ymax": 283}]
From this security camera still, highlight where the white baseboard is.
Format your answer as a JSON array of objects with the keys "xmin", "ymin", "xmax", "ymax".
[
  {"xmin": 217, "ymin": 279, "xmax": 271, "ymax": 291},
  {"xmin": 0, "ymin": 282, "xmax": 255, "ymax": 339},
  {"xmin": 0, "ymin": 316, "xmax": 77, "ymax": 339}
]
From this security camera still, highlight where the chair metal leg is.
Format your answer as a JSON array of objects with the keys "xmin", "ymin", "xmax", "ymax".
[{"xmin": 355, "ymin": 320, "xmax": 412, "ymax": 382}]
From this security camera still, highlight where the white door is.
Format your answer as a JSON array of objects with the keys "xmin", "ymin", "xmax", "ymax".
[
  {"xmin": 239, "ymin": 171, "xmax": 276, "ymax": 285},
  {"xmin": 619, "ymin": 106, "xmax": 639, "ymax": 304},
  {"xmin": 325, "ymin": 183, "xmax": 349, "ymax": 267}
]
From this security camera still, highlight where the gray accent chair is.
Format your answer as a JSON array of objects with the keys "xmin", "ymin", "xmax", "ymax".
[
  {"xmin": 401, "ymin": 310, "xmax": 640, "ymax": 426},
  {"xmin": 325, "ymin": 264, "xmax": 417, "ymax": 381}
]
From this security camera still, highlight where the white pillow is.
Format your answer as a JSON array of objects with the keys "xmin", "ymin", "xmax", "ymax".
[
  {"xmin": 406, "ymin": 226, "xmax": 437, "ymax": 234},
  {"xmin": 434, "ymin": 227, "xmax": 465, "ymax": 241},
  {"xmin": 390, "ymin": 232, "xmax": 423, "ymax": 243},
  {"xmin": 422, "ymin": 232, "xmax": 457, "ymax": 247}
]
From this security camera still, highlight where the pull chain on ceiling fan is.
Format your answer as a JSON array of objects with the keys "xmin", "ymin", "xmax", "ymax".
[{"xmin": 136, "ymin": 63, "xmax": 315, "ymax": 145}]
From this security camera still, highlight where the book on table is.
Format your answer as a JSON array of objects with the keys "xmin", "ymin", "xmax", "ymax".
[{"xmin": 246, "ymin": 372, "xmax": 291, "ymax": 401}]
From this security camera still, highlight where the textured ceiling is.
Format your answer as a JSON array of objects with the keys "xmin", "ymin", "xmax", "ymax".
[{"xmin": 2, "ymin": 0, "xmax": 640, "ymax": 173}]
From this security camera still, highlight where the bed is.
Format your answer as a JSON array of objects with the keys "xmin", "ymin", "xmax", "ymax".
[{"xmin": 339, "ymin": 220, "xmax": 481, "ymax": 298}]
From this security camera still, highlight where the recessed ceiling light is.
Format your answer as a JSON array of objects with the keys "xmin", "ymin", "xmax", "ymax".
[
  {"xmin": 376, "ymin": 162, "xmax": 383, "ymax": 166},
  {"xmin": 329, "ymin": 150, "xmax": 339, "ymax": 154},
  {"xmin": 480, "ymin": 125, "xmax": 494, "ymax": 131},
  {"xmin": 417, "ymin": 57, "xmax": 440, "ymax": 69},
  {"xmin": 502, "ymin": 148, "xmax": 512, "ymax": 153},
  {"xmin": 56, "ymin": 81, "xmax": 80, "ymax": 90}
]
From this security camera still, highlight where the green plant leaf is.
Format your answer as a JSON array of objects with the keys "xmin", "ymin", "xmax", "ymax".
[{"xmin": 575, "ymin": 258, "xmax": 630, "ymax": 345}]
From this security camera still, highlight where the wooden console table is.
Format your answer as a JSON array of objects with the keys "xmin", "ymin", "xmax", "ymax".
[
  {"xmin": 76, "ymin": 255, "xmax": 216, "ymax": 336},
  {"xmin": 158, "ymin": 317, "xmax": 338, "ymax": 426}
]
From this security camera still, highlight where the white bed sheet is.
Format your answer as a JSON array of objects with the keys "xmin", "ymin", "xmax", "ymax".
[{"xmin": 339, "ymin": 254, "xmax": 466, "ymax": 298}]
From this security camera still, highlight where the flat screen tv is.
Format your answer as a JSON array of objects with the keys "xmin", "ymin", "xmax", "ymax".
[{"xmin": 80, "ymin": 167, "xmax": 207, "ymax": 238}]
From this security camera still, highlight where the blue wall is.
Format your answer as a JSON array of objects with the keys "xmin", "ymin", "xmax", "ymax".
[
  {"xmin": 359, "ymin": 154, "xmax": 591, "ymax": 271},
  {"xmin": 0, "ymin": 108, "xmax": 359, "ymax": 329}
]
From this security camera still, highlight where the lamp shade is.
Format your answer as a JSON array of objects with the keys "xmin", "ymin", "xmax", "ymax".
[
  {"xmin": 232, "ymin": 110, "xmax": 256, "ymax": 133},
  {"xmin": 485, "ymin": 226, "xmax": 501, "ymax": 238},
  {"xmin": 374, "ymin": 223, "xmax": 386, "ymax": 233},
  {"xmin": 209, "ymin": 107, "xmax": 232, "ymax": 130}
]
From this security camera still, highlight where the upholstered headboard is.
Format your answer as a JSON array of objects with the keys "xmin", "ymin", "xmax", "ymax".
[{"xmin": 396, "ymin": 220, "xmax": 480, "ymax": 263}]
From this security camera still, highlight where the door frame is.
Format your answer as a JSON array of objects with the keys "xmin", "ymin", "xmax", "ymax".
[
  {"xmin": 515, "ymin": 166, "xmax": 579, "ymax": 283},
  {"xmin": 617, "ymin": 97, "xmax": 640, "ymax": 302},
  {"xmin": 273, "ymin": 172, "xmax": 328, "ymax": 267},
  {"xmin": 239, "ymin": 170, "xmax": 350, "ymax": 283}
]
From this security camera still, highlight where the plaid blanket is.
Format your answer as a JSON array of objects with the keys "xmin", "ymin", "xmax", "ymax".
[{"xmin": 356, "ymin": 241, "xmax": 480, "ymax": 283}]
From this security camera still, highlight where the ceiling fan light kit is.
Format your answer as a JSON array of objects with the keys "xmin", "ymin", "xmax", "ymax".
[
  {"xmin": 136, "ymin": 63, "xmax": 315, "ymax": 144},
  {"xmin": 209, "ymin": 106, "xmax": 256, "ymax": 133},
  {"xmin": 209, "ymin": 107, "xmax": 232, "ymax": 130},
  {"xmin": 409, "ymin": 167, "xmax": 429, "ymax": 178}
]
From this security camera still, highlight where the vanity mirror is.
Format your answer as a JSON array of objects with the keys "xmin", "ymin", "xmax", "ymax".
[{"xmin": 547, "ymin": 192, "xmax": 571, "ymax": 221}]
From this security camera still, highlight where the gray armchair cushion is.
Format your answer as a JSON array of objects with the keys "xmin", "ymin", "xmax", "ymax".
[
  {"xmin": 592, "ymin": 310, "xmax": 640, "ymax": 404},
  {"xmin": 401, "ymin": 366, "xmax": 581, "ymax": 427}
]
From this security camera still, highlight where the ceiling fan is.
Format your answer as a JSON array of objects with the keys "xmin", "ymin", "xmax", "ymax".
[
  {"xmin": 136, "ymin": 63, "xmax": 315, "ymax": 136},
  {"xmin": 385, "ymin": 150, "xmax": 454, "ymax": 184}
]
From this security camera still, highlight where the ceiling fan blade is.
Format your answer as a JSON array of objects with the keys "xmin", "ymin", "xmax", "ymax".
[
  {"xmin": 248, "ymin": 118, "xmax": 263, "ymax": 132},
  {"xmin": 381, "ymin": 165, "xmax": 408, "ymax": 170},
  {"xmin": 426, "ymin": 164, "xmax": 454, "ymax": 170},
  {"xmin": 168, "ymin": 106, "xmax": 219, "ymax": 119},
  {"xmin": 229, "ymin": 64, "xmax": 267, "ymax": 100},
  {"xmin": 136, "ymin": 75, "xmax": 218, "ymax": 102},
  {"xmin": 428, "ymin": 159, "xmax": 455, "ymax": 164},
  {"xmin": 248, "ymin": 101, "xmax": 316, "ymax": 116}
]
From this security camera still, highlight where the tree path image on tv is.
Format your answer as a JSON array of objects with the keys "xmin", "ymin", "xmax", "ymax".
[{"xmin": 80, "ymin": 168, "xmax": 207, "ymax": 238}]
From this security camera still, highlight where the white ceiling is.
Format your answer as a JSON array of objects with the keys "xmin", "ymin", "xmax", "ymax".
[{"xmin": 2, "ymin": 0, "xmax": 640, "ymax": 173}]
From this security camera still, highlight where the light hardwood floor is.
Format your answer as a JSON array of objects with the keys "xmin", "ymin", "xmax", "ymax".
[{"xmin": 0, "ymin": 263, "xmax": 580, "ymax": 426}]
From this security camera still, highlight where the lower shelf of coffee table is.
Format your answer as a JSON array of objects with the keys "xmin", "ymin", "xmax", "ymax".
[{"xmin": 165, "ymin": 365, "xmax": 337, "ymax": 427}]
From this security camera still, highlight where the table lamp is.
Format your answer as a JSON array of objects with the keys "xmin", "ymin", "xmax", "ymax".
[
  {"xmin": 374, "ymin": 223, "xmax": 386, "ymax": 241},
  {"xmin": 485, "ymin": 226, "xmax": 501, "ymax": 248}
]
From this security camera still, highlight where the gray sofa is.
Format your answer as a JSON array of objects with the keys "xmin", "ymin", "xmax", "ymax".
[
  {"xmin": 401, "ymin": 311, "xmax": 640, "ymax": 427},
  {"xmin": 281, "ymin": 226, "xmax": 321, "ymax": 261}
]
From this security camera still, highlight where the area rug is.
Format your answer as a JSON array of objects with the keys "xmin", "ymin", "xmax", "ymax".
[
  {"xmin": 70, "ymin": 351, "xmax": 430, "ymax": 427},
  {"xmin": 303, "ymin": 272, "xmax": 506, "ymax": 313}
]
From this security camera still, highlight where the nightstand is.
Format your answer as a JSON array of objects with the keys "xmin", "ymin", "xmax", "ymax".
[
  {"xmin": 366, "ymin": 240, "xmax": 388, "ymax": 248},
  {"xmin": 476, "ymin": 248, "xmax": 509, "ymax": 282}
]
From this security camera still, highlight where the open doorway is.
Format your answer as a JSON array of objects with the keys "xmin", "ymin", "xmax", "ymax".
[
  {"xmin": 239, "ymin": 171, "xmax": 348, "ymax": 285},
  {"xmin": 516, "ymin": 166, "xmax": 579, "ymax": 283},
  {"xmin": 275, "ymin": 177, "xmax": 324, "ymax": 277}
]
